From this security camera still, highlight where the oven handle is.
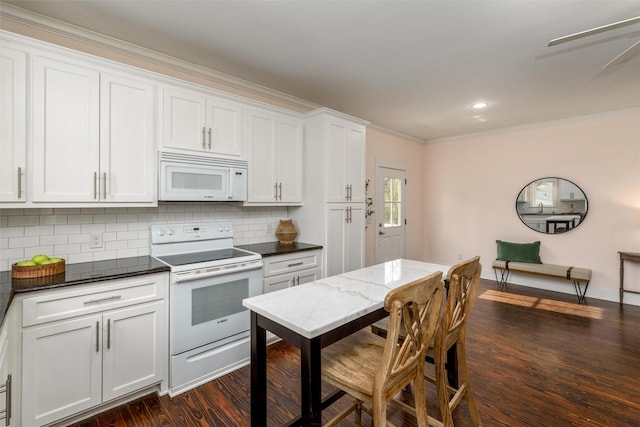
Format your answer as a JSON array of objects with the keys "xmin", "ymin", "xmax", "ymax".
[{"xmin": 174, "ymin": 261, "xmax": 263, "ymax": 283}]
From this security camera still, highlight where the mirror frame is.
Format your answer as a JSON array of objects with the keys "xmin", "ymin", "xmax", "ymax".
[{"xmin": 515, "ymin": 177, "xmax": 588, "ymax": 234}]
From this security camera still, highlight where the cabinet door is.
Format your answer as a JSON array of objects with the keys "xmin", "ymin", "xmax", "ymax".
[
  {"xmin": 263, "ymin": 274, "xmax": 293, "ymax": 293},
  {"xmin": 32, "ymin": 55, "xmax": 100, "ymax": 202},
  {"xmin": 162, "ymin": 86, "xmax": 206, "ymax": 153},
  {"xmin": 326, "ymin": 205, "xmax": 348, "ymax": 277},
  {"xmin": 0, "ymin": 46, "xmax": 27, "ymax": 202},
  {"xmin": 344, "ymin": 205, "xmax": 365, "ymax": 273},
  {"xmin": 344, "ymin": 125, "xmax": 365, "ymax": 202},
  {"xmin": 277, "ymin": 115, "xmax": 303, "ymax": 203},
  {"xmin": 100, "ymin": 73, "xmax": 155, "ymax": 202},
  {"xmin": 102, "ymin": 301, "xmax": 164, "ymax": 402},
  {"xmin": 22, "ymin": 314, "xmax": 102, "ymax": 426},
  {"xmin": 325, "ymin": 120, "xmax": 348, "ymax": 203},
  {"xmin": 297, "ymin": 267, "xmax": 322, "ymax": 286},
  {"xmin": 205, "ymin": 97, "xmax": 244, "ymax": 158},
  {"xmin": 247, "ymin": 109, "xmax": 277, "ymax": 202},
  {"xmin": 326, "ymin": 204, "xmax": 364, "ymax": 277}
]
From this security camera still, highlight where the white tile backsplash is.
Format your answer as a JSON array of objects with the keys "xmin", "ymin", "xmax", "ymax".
[{"xmin": 0, "ymin": 203, "xmax": 291, "ymax": 270}]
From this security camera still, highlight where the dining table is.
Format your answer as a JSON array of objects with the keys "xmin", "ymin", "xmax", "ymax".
[{"xmin": 242, "ymin": 258, "xmax": 452, "ymax": 427}]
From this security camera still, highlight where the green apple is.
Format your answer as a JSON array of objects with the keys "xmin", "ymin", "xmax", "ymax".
[
  {"xmin": 48, "ymin": 257, "xmax": 63, "ymax": 263},
  {"xmin": 40, "ymin": 259, "xmax": 55, "ymax": 265},
  {"xmin": 16, "ymin": 260, "xmax": 37, "ymax": 266},
  {"xmin": 31, "ymin": 254, "xmax": 50, "ymax": 265}
]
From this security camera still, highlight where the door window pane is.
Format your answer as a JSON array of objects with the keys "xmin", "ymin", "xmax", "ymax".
[{"xmin": 384, "ymin": 177, "xmax": 402, "ymax": 227}]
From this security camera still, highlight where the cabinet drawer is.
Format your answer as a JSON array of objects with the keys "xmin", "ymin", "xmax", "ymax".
[
  {"xmin": 22, "ymin": 273, "xmax": 168, "ymax": 327},
  {"xmin": 262, "ymin": 250, "xmax": 322, "ymax": 277}
]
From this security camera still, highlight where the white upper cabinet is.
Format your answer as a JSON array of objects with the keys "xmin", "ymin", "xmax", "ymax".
[
  {"xmin": 31, "ymin": 55, "xmax": 101, "ymax": 202},
  {"xmin": 162, "ymin": 86, "xmax": 246, "ymax": 159},
  {"xmin": 0, "ymin": 45, "xmax": 27, "ymax": 203},
  {"xmin": 100, "ymin": 73, "xmax": 155, "ymax": 202},
  {"xmin": 246, "ymin": 107, "xmax": 302, "ymax": 204},
  {"xmin": 31, "ymin": 54, "xmax": 156, "ymax": 204},
  {"xmin": 325, "ymin": 117, "xmax": 366, "ymax": 203}
]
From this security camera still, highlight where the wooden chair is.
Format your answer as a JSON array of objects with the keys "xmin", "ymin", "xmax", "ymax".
[
  {"xmin": 370, "ymin": 256, "xmax": 483, "ymax": 427},
  {"xmin": 427, "ymin": 256, "xmax": 483, "ymax": 427},
  {"xmin": 321, "ymin": 271, "xmax": 445, "ymax": 427}
]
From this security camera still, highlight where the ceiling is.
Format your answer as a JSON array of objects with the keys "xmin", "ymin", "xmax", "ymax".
[{"xmin": 4, "ymin": 0, "xmax": 640, "ymax": 142}]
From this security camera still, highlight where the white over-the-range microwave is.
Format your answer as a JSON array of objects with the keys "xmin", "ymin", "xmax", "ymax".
[{"xmin": 159, "ymin": 152, "xmax": 248, "ymax": 201}]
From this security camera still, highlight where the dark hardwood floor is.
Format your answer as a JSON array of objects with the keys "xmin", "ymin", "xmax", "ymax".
[{"xmin": 70, "ymin": 279, "xmax": 640, "ymax": 426}]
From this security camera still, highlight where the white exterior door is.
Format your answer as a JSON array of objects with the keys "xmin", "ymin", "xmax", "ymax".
[
  {"xmin": 375, "ymin": 163, "xmax": 407, "ymax": 264},
  {"xmin": 100, "ymin": 73, "xmax": 155, "ymax": 202},
  {"xmin": 32, "ymin": 55, "xmax": 100, "ymax": 202},
  {"xmin": 0, "ymin": 46, "xmax": 27, "ymax": 202}
]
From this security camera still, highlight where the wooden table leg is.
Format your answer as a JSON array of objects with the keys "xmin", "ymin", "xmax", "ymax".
[{"xmin": 620, "ymin": 256, "xmax": 625, "ymax": 305}]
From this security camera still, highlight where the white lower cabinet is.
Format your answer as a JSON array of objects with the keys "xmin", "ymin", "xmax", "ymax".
[
  {"xmin": 262, "ymin": 249, "xmax": 323, "ymax": 294},
  {"xmin": 20, "ymin": 273, "xmax": 168, "ymax": 427},
  {"xmin": 326, "ymin": 204, "xmax": 365, "ymax": 278}
]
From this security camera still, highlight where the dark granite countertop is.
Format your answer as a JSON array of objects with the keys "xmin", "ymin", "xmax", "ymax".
[
  {"xmin": 0, "ymin": 256, "xmax": 169, "ymax": 326},
  {"xmin": 237, "ymin": 241, "xmax": 322, "ymax": 258}
]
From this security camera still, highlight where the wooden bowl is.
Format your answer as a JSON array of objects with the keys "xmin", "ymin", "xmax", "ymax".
[{"xmin": 12, "ymin": 259, "xmax": 66, "ymax": 278}]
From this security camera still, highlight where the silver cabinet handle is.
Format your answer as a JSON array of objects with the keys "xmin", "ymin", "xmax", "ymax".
[
  {"xmin": 103, "ymin": 172, "xmax": 107, "ymax": 199},
  {"xmin": 94, "ymin": 172, "xmax": 98, "ymax": 199},
  {"xmin": 0, "ymin": 374, "xmax": 12, "ymax": 426},
  {"xmin": 17, "ymin": 167, "xmax": 22, "ymax": 199},
  {"xmin": 278, "ymin": 183, "xmax": 282, "ymax": 200},
  {"xmin": 107, "ymin": 318, "xmax": 111, "ymax": 349},
  {"xmin": 274, "ymin": 182, "xmax": 278, "ymax": 200},
  {"xmin": 208, "ymin": 128, "xmax": 212, "ymax": 150},
  {"xmin": 202, "ymin": 126, "xmax": 206, "ymax": 149},
  {"xmin": 287, "ymin": 262, "xmax": 304, "ymax": 267},
  {"xmin": 96, "ymin": 321, "xmax": 100, "ymax": 353},
  {"xmin": 83, "ymin": 295, "xmax": 122, "ymax": 305},
  {"xmin": 345, "ymin": 185, "xmax": 350, "ymax": 200}
]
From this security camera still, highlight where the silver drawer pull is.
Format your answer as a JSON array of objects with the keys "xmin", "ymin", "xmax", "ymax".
[
  {"xmin": 84, "ymin": 295, "xmax": 122, "ymax": 305},
  {"xmin": 287, "ymin": 262, "xmax": 304, "ymax": 267},
  {"xmin": 0, "ymin": 374, "xmax": 11, "ymax": 425}
]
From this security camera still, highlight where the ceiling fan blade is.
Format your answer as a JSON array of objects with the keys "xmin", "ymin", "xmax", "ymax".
[
  {"xmin": 602, "ymin": 39, "xmax": 640, "ymax": 69},
  {"xmin": 548, "ymin": 16, "xmax": 640, "ymax": 46}
]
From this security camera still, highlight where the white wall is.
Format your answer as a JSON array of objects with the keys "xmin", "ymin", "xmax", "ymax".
[
  {"xmin": 422, "ymin": 109, "xmax": 640, "ymax": 304},
  {"xmin": 0, "ymin": 204, "xmax": 288, "ymax": 271}
]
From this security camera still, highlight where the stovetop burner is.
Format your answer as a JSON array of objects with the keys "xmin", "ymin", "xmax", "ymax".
[{"xmin": 156, "ymin": 248, "xmax": 255, "ymax": 267}]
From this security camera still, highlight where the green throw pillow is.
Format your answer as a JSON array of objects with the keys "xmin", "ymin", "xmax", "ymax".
[{"xmin": 496, "ymin": 240, "xmax": 542, "ymax": 264}]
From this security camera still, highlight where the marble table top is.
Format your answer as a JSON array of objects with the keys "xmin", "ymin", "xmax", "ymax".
[{"xmin": 242, "ymin": 259, "xmax": 450, "ymax": 339}]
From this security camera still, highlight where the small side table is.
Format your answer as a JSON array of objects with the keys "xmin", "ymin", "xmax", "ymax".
[{"xmin": 619, "ymin": 251, "xmax": 640, "ymax": 304}]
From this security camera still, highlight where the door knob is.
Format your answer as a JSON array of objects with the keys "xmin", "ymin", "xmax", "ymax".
[{"xmin": 379, "ymin": 231, "xmax": 385, "ymax": 235}]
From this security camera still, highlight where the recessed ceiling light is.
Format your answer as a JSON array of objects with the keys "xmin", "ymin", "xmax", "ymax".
[{"xmin": 472, "ymin": 101, "xmax": 488, "ymax": 109}]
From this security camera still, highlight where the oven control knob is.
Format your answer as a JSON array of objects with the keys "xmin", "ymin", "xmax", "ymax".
[
  {"xmin": 217, "ymin": 225, "xmax": 224, "ymax": 232},
  {"xmin": 157, "ymin": 229, "xmax": 164, "ymax": 236},
  {"xmin": 224, "ymin": 225, "xmax": 231, "ymax": 231},
  {"xmin": 167, "ymin": 228, "xmax": 174, "ymax": 236}
]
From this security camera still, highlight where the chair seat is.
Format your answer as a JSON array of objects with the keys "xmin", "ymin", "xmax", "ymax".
[{"xmin": 322, "ymin": 330, "xmax": 386, "ymax": 398}]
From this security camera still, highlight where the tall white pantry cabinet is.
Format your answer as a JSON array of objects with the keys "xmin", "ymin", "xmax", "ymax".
[{"xmin": 291, "ymin": 109, "xmax": 368, "ymax": 278}]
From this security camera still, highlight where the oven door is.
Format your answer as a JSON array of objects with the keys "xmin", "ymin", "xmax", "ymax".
[{"xmin": 170, "ymin": 262, "xmax": 262, "ymax": 355}]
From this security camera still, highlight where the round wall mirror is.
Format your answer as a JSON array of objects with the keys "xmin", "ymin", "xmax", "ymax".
[{"xmin": 516, "ymin": 177, "xmax": 588, "ymax": 234}]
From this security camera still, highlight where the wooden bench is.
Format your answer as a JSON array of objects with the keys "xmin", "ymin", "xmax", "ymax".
[{"xmin": 492, "ymin": 260, "xmax": 592, "ymax": 303}]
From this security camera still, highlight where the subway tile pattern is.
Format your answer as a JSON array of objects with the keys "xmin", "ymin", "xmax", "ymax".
[{"xmin": 0, "ymin": 203, "xmax": 289, "ymax": 271}]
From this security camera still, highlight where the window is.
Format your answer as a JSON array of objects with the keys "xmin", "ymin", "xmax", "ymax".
[
  {"xmin": 530, "ymin": 178, "xmax": 557, "ymax": 207},
  {"xmin": 384, "ymin": 177, "xmax": 402, "ymax": 227}
]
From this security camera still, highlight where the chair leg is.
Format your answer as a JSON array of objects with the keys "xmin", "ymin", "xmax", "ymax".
[
  {"xmin": 355, "ymin": 400, "xmax": 362, "ymax": 426},
  {"xmin": 435, "ymin": 347, "xmax": 454, "ymax": 427},
  {"xmin": 414, "ymin": 362, "xmax": 429, "ymax": 427},
  {"xmin": 456, "ymin": 340, "xmax": 483, "ymax": 427},
  {"xmin": 373, "ymin": 393, "xmax": 387, "ymax": 427}
]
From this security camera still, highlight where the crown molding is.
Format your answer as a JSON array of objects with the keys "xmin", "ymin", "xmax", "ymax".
[{"xmin": 0, "ymin": 4, "xmax": 319, "ymax": 111}]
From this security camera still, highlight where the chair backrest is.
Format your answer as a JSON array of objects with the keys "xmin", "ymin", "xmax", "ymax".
[
  {"xmin": 376, "ymin": 271, "xmax": 445, "ymax": 395},
  {"xmin": 440, "ymin": 256, "xmax": 482, "ymax": 349}
]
